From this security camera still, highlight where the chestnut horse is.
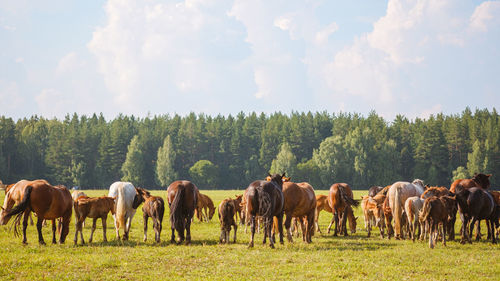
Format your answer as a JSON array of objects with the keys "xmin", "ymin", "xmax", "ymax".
[
  {"xmin": 74, "ymin": 195, "xmax": 116, "ymax": 244},
  {"xmin": 0, "ymin": 179, "xmax": 72, "ymax": 244},
  {"xmin": 404, "ymin": 196, "xmax": 425, "ymax": 241},
  {"xmin": 419, "ymin": 195, "xmax": 457, "ymax": 248},
  {"xmin": 137, "ymin": 187, "xmax": 165, "ymax": 243},
  {"xmin": 388, "ymin": 179, "xmax": 425, "ymax": 239},
  {"xmin": 280, "ymin": 180, "xmax": 316, "ymax": 243},
  {"xmin": 244, "ymin": 173, "xmax": 285, "ymax": 248},
  {"xmin": 195, "ymin": 192, "xmax": 215, "ymax": 222},
  {"xmin": 421, "ymin": 186, "xmax": 456, "ymax": 240},
  {"xmin": 327, "ymin": 183, "xmax": 359, "ymax": 236},
  {"xmin": 314, "ymin": 194, "xmax": 332, "ymax": 233},
  {"xmin": 361, "ymin": 193, "xmax": 386, "ymax": 238},
  {"xmin": 167, "ymin": 180, "xmax": 198, "ymax": 245},
  {"xmin": 450, "ymin": 173, "xmax": 491, "ymax": 193},
  {"xmin": 218, "ymin": 198, "xmax": 238, "ymax": 244}
]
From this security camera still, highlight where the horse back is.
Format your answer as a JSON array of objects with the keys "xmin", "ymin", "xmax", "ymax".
[{"xmin": 30, "ymin": 180, "xmax": 72, "ymax": 219}]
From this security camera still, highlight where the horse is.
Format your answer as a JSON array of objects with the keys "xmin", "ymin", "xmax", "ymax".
[
  {"xmin": 327, "ymin": 183, "xmax": 359, "ymax": 236},
  {"xmin": 233, "ymin": 194, "xmax": 243, "ymax": 224},
  {"xmin": 218, "ymin": 198, "xmax": 238, "ymax": 244},
  {"xmin": 383, "ymin": 194, "xmax": 395, "ymax": 239},
  {"xmin": 108, "ymin": 182, "xmax": 145, "ymax": 241},
  {"xmin": 368, "ymin": 186, "xmax": 384, "ymax": 197},
  {"xmin": 137, "ymin": 187, "xmax": 165, "ymax": 243},
  {"xmin": 404, "ymin": 196, "xmax": 425, "ymax": 241},
  {"xmin": 73, "ymin": 196, "xmax": 116, "ymax": 244},
  {"xmin": 450, "ymin": 173, "xmax": 491, "ymax": 193},
  {"xmin": 195, "ymin": 192, "xmax": 215, "ymax": 222},
  {"xmin": 71, "ymin": 190, "xmax": 88, "ymax": 227},
  {"xmin": 421, "ymin": 186, "xmax": 456, "ymax": 240},
  {"xmin": 167, "ymin": 180, "xmax": 198, "ymax": 245},
  {"xmin": 361, "ymin": 193, "xmax": 386, "ymax": 238},
  {"xmin": 314, "ymin": 194, "xmax": 332, "ymax": 233},
  {"xmin": 244, "ymin": 173, "xmax": 285, "ymax": 248},
  {"xmin": 455, "ymin": 187, "xmax": 498, "ymax": 244},
  {"xmin": 0, "ymin": 179, "xmax": 72, "ymax": 244},
  {"xmin": 387, "ymin": 179, "xmax": 425, "ymax": 239},
  {"xmin": 279, "ymin": 179, "xmax": 316, "ymax": 243},
  {"xmin": 419, "ymin": 195, "xmax": 457, "ymax": 249}
]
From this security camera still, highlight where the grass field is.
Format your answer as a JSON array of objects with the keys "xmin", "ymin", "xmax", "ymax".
[{"xmin": 0, "ymin": 189, "xmax": 499, "ymax": 280}]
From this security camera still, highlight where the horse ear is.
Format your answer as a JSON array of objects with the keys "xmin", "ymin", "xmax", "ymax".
[
  {"xmin": 0, "ymin": 206, "xmax": 4, "ymax": 211},
  {"xmin": 282, "ymin": 172, "xmax": 286, "ymax": 177},
  {"xmin": 487, "ymin": 174, "xmax": 492, "ymax": 178},
  {"xmin": 268, "ymin": 172, "xmax": 272, "ymax": 177}
]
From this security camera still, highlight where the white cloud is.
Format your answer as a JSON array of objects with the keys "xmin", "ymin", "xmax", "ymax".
[
  {"xmin": 56, "ymin": 52, "xmax": 85, "ymax": 75},
  {"xmin": 469, "ymin": 1, "xmax": 500, "ymax": 32}
]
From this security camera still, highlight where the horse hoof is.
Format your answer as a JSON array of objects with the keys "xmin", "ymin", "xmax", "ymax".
[
  {"xmin": 39, "ymin": 241, "xmax": 46, "ymax": 245},
  {"xmin": 270, "ymin": 244, "xmax": 275, "ymax": 249},
  {"xmin": 248, "ymin": 243, "xmax": 254, "ymax": 248}
]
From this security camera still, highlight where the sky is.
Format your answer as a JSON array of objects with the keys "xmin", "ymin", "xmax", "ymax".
[{"xmin": 1, "ymin": 0, "xmax": 499, "ymax": 121}]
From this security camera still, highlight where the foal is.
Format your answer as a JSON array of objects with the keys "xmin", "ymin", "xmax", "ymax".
[
  {"xmin": 74, "ymin": 196, "xmax": 116, "ymax": 244},
  {"xmin": 137, "ymin": 187, "xmax": 165, "ymax": 243},
  {"xmin": 218, "ymin": 198, "xmax": 238, "ymax": 243}
]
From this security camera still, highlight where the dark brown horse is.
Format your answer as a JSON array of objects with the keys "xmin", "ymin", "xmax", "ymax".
[
  {"xmin": 0, "ymin": 179, "xmax": 72, "ymax": 244},
  {"xmin": 244, "ymin": 173, "xmax": 285, "ymax": 248},
  {"xmin": 218, "ymin": 198, "xmax": 238, "ymax": 243},
  {"xmin": 450, "ymin": 173, "xmax": 491, "ymax": 193},
  {"xmin": 419, "ymin": 195, "xmax": 457, "ymax": 248},
  {"xmin": 137, "ymin": 187, "xmax": 165, "ymax": 243},
  {"xmin": 455, "ymin": 186, "xmax": 498, "ymax": 244},
  {"xmin": 420, "ymin": 186, "xmax": 456, "ymax": 240},
  {"xmin": 167, "ymin": 180, "xmax": 198, "ymax": 245},
  {"xmin": 73, "ymin": 195, "xmax": 115, "ymax": 244},
  {"xmin": 327, "ymin": 183, "xmax": 359, "ymax": 236},
  {"xmin": 368, "ymin": 186, "xmax": 384, "ymax": 197}
]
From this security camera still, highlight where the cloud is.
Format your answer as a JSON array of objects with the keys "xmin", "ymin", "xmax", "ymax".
[
  {"xmin": 56, "ymin": 52, "xmax": 86, "ymax": 75},
  {"xmin": 0, "ymin": 80, "xmax": 23, "ymax": 110},
  {"xmin": 469, "ymin": 1, "xmax": 500, "ymax": 32}
]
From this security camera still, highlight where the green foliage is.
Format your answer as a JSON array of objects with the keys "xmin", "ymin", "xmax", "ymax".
[
  {"xmin": 269, "ymin": 142, "xmax": 297, "ymax": 177},
  {"xmin": 189, "ymin": 160, "xmax": 218, "ymax": 188},
  {"xmin": 156, "ymin": 135, "xmax": 178, "ymax": 187},
  {"xmin": 121, "ymin": 135, "xmax": 146, "ymax": 185},
  {"xmin": 452, "ymin": 166, "xmax": 470, "ymax": 180}
]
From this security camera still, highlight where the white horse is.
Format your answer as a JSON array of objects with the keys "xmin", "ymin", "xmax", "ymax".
[
  {"xmin": 404, "ymin": 196, "xmax": 425, "ymax": 241},
  {"xmin": 388, "ymin": 179, "xmax": 425, "ymax": 239},
  {"xmin": 108, "ymin": 181, "xmax": 143, "ymax": 240}
]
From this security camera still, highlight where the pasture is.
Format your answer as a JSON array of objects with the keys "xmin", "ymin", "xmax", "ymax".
[{"xmin": 0, "ymin": 189, "xmax": 498, "ymax": 280}]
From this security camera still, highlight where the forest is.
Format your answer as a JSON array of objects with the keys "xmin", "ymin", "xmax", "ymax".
[{"xmin": 0, "ymin": 108, "xmax": 498, "ymax": 190}]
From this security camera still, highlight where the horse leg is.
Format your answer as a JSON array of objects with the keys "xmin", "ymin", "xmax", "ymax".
[
  {"xmin": 469, "ymin": 217, "xmax": 477, "ymax": 244},
  {"xmin": 490, "ymin": 218, "xmax": 497, "ymax": 244},
  {"xmin": 89, "ymin": 218, "xmax": 97, "ymax": 243},
  {"xmin": 448, "ymin": 215, "xmax": 455, "ymax": 241},
  {"xmin": 442, "ymin": 222, "xmax": 447, "ymax": 247},
  {"xmin": 341, "ymin": 209, "xmax": 348, "ymax": 236},
  {"xmin": 114, "ymin": 215, "xmax": 120, "ymax": 240},
  {"xmin": 36, "ymin": 217, "xmax": 46, "ymax": 245},
  {"xmin": 102, "ymin": 217, "xmax": 107, "ymax": 242},
  {"xmin": 266, "ymin": 217, "xmax": 274, "ymax": 249},
  {"xmin": 486, "ymin": 220, "xmax": 492, "ymax": 240},
  {"xmin": 143, "ymin": 213, "xmax": 148, "ymax": 242},
  {"xmin": 284, "ymin": 213, "xmax": 293, "ymax": 243},
  {"xmin": 51, "ymin": 219, "xmax": 57, "ymax": 244},
  {"xmin": 248, "ymin": 215, "xmax": 255, "ymax": 248},
  {"xmin": 233, "ymin": 222, "xmax": 237, "ymax": 243},
  {"xmin": 22, "ymin": 211, "xmax": 30, "ymax": 244},
  {"xmin": 170, "ymin": 227, "xmax": 176, "ymax": 244},
  {"xmin": 327, "ymin": 213, "xmax": 335, "ymax": 234},
  {"xmin": 475, "ymin": 220, "xmax": 481, "ymax": 241},
  {"xmin": 185, "ymin": 216, "xmax": 192, "ymax": 245}
]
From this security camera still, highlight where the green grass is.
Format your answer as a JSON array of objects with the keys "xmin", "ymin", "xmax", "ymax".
[{"xmin": 0, "ymin": 189, "xmax": 498, "ymax": 280}]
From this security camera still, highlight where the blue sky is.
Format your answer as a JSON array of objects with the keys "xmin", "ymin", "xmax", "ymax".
[{"xmin": 1, "ymin": 0, "xmax": 499, "ymax": 120}]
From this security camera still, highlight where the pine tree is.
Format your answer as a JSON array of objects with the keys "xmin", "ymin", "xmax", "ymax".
[
  {"xmin": 156, "ymin": 135, "xmax": 178, "ymax": 187},
  {"xmin": 269, "ymin": 142, "xmax": 297, "ymax": 177},
  {"xmin": 121, "ymin": 135, "xmax": 146, "ymax": 185}
]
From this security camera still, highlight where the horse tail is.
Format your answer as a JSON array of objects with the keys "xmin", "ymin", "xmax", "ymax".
[
  {"xmin": 115, "ymin": 189, "xmax": 126, "ymax": 231},
  {"xmin": 257, "ymin": 186, "xmax": 272, "ymax": 219},
  {"xmin": 222, "ymin": 200, "xmax": 234, "ymax": 228},
  {"xmin": 338, "ymin": 185, "xmax": 359, "ymax": 207},
  {"xmin": 419, "ymin": 199, "xmax": 431, "ymax": 223},
  {"xmin": 393, "ymin": 186, "xmax": 403, "ymax": 237},
  {"xmin": 170, "ymin": 186, "xmax": 186, "ymax": 232},
  {"xmin": 157, "ymin": 199, "xmax": 165, "ymax": 225}
]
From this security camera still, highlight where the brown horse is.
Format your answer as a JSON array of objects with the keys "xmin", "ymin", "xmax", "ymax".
[
  {"xmin": 280, "ymin": 180, "xmax": 316, "ymax": 243},
  {"xmin": 73, "ymin": 195, "xmax": 116, "ymax": 244},
  {"xmin": 383, "ymin": 195, "xmax": 395, "ymax": 239},
  {"xmin": 234, "ymin": 194, "xmax": 243, "ymax": 224},
  {"xmin": 361, "ymin": 194, "xmax": 386, "ymax": 238},
  {"xmin": 420, "ymin": 186, "xmax": 456, "ymax": 240},
  {"xmin": 167, "ymin": 180, "xmax": 198, "ymax": 245},
  {"xmin": 137, "ymin": 187, "xmax": 165, "ymax": 243},
  {"xmin": 244, "ymin": 173, "xmax": 285, "ymax": 248},
  {"xmin": 0, "ymin": 179, "xmax": 72, "ymax": 244},
  {"xmin": 450, "ymin": 173, "xmax": 491, "ymax": 193},
  {"xmin": 327, "ymin": 183, "xmax": 359, "ymax": 236},
  {"xmin": 419, "ymin": 195, "xmax": 457, "ymax": 248},
  {"xmin": 314, "ymin": 194, "xmax": 332, "ymax": 233},
  {"xmin": 195, "ymin": 192, "xmax": 215, "ymax": 222},
  {"xmin": 218, "ymin": 198, "xmax": 238, "ymax": 243}
]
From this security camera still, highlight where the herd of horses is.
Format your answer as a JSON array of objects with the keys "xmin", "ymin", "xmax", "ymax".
[{"xmin": 0, "ymin": 173, "xmax": 499, "ymax": 249}]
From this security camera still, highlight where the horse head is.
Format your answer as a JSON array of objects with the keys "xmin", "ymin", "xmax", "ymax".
[
  {"xmin": 0, "ymin": 188, "xmax": 16, "ymax": 225},
  {"xmin": 267, "ymin": 173, "xmax": 285, "ymax": 188},
  {"xmin": 132, "ymin": 187, "xmax": 147, "ymax": 209},
  {"xmin": 473, "ymin": 173, "xmax": 491, "ymax": 189}
]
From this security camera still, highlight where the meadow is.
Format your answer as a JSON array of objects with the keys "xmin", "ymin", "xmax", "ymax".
[{"xmin": 0, "ymin": 189, "xmax": 498, "ymax": 280}]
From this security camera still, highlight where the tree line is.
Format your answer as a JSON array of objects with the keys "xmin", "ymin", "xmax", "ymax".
[{"xmin": 0, "ymin": 108, "xmax": 498, "ymax": 190}]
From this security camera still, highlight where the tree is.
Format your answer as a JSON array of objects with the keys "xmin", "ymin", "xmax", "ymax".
[
  {"xmin": 295, "ymin": 159, "xmax": 322, "ymax": 188},
  {"xmin": 269, "ymin": 142, "xmax": 297, "ymax": 177},
  {"xmin": 313, "ymin": 136, "xmax": 351, "ymax": 186},
  {"xmin": 189, "ymin": 160, "xmax": 218, "ymax": 188},
  {"xmin": 121, "ymin": 135, "xmax": 146, "ymax": 185},
  {"xmin": 466, "ymin": 140, "xmax": 485, "ymax": 174},
  {"xmin": 452, "ymin": 166, "xmax": 470, "ymax": 180},
  {"xmin": 70, "ymin": 159, "xmax": 86, "ymax": 187},
  {"xmin": 156, "ymin": 135, "xmax": 178, "ymax": 187}
]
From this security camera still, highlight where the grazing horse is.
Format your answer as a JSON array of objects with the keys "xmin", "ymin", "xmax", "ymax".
[
  {"xmin": 218, "ymin": 198, "xmax": 238, "ymax": 244},
  {"xmin": 74, "ymin": 196, "xmax": 116, "ymax": 244},
  {"xmin": 404, "ymin": 196, "xmax": 425, "ymax": 241},
  {"xmin": 419, "ymin": 196, "xmax": 457, "ymax": 249},
  {"xmin": 244, "ymin": 173, "xmax": 285, "ymax": 248},
  {"xmin": 137, "ymin": 187, "xmax": 165, "ymax": 243},
  {"xmin": 167, "ymin": 180, "xmax": 198, "ymax": 245},
  {"xmin": 279, "ymin": 180, "xmax": 316, "ymax": 243},
  {"xmin": 455, "ymin": 187, "xmax": 498, "ymax": 244},
  {"xmin": 0, "ymin": 179, "xmax": 72, "ymax": 244},
  {"xmin": 108, "ymin": 182, "xmax": 145, "ymax": 241},
  {"xmin": 314, "ymin": 194, "xmax": 332, "ymax": 233},
  {"xmin": 388, "ymin": 179, "xmax": 425, "ymax": 239},
  {"xmin": 327, "ymin": 183, "xmax": 359, "ymax": 236},
  {"xmin": 195, "ymin": 192, "xmax": 215, "ymax": 222},
  {"xmin": 450, "ymin": 173, "xmax": 491, "ymax": 193},
  {"xmin": 361, "ymin": 194, "xmax": 386, "ymax": 238}
]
